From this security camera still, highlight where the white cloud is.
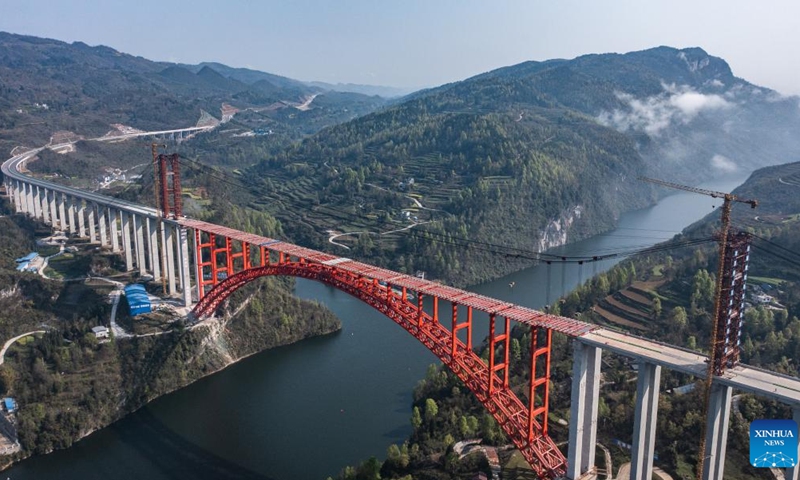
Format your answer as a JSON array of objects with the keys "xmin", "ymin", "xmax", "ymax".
[
  {"xmin": 597, "ymin": 83, "xmax": 733, "ymax": 136},
  {"xmin": 710, "ymin": 154, "xmax": 738, "ymax": 173}
]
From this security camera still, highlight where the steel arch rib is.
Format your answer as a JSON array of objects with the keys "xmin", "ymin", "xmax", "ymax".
[{"xmin": 192, "ymin": 263, "xmax": 567, "ymax": 479}]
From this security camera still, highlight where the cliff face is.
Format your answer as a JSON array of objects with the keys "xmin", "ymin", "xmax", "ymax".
[{"xmin": 537, "ymin": 205, "xmax": 583, "ymax": 252}]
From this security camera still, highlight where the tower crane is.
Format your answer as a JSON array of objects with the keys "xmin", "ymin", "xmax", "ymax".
[{"xmin": 639, "ymin": 176, "xmax": 756, "ymax": 480}]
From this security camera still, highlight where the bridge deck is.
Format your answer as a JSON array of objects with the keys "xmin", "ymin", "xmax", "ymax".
[
  {"xmin": 581, "ymin": 328, "xmax": 800, "ymax": 404},
  {"xmin": 6, "ymin": 152, "xmax": 800, "ymax": 406},
  {"xmin": 181, "ymin": 218, "xmax": 597, "ymax": 337}
]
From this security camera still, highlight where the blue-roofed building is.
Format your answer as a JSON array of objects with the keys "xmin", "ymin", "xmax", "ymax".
[
  {"xmin": 15, "ymin": 252, "xmax": 38, "ymax": 264},
  {"xmin": 3, "ymin": 398, "xmax": 17, "ymax": 414},
  {"xmin": 124, "ymin": 284, "xmax": 151, "ymax": 316},
  {"xmin": 15, "ymin": 262, "xmax": 29, "ymax": 272}
]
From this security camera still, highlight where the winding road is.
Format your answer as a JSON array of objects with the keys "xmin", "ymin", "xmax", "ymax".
[{"xmin": 0, "ymin": 331, "xmax": 46, "ymax": 365}]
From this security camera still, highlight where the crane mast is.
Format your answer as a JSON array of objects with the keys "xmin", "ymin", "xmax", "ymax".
[{"xmin": 638, "ymin": 177, "xmax": 756, "ymax": 480}]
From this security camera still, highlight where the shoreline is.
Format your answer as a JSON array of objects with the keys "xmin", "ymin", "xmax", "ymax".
[{"xmin": 0, "ymin": 317, "xmax": 342, "ymax": 472}]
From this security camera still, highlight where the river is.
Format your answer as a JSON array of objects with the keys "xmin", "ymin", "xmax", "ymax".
[{"xmin": 5, "ymin": 174, "xmax": 749, "ymax": 480}]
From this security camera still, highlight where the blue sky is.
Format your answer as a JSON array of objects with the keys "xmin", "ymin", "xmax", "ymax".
[{"xmin": 2, "ymin": 1, "xmax": 799, "ymax": 95}]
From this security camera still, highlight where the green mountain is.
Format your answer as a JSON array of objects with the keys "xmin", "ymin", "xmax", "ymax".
[
  {"xmin": 0, "ymin": 32, "xmax": 387, "ymax": 155},
  {"xmin": 242, "ymin": 46, "xmax": 800, "ymax": 286}
]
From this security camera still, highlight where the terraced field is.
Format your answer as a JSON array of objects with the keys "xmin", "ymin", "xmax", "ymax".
[{"xmin": 591, "ymin": 281, "xmax": 664, "ymax": 332}]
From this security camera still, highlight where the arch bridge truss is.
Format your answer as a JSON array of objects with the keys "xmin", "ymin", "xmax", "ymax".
[{"xmin": 185, "ymin": 219, "xmax": 597, "ymax": 479}]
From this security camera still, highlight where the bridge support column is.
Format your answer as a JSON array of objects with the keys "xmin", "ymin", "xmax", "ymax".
[
  {"xmin": 21, "ymin": 182, "xmax": 30, "ymax": 215},
  {"xmin": 178, "ymin": 227, "xmax": 192, "ymax": 307},
  {"xmin": 32, "ymin": 186, "xmax": 42, "ymax": 219},
  {"xmin": 11, "ymin": 181, "xmax": 22, "ymax": 213},
  {"xmin": 567, "ymin": 341, "xmax": 602, "ymax": 480},
  {"xmin": 77, "ymin": 201, "xmax": 86, "ymax": 237},
  {"xmin": 25, "ymin": 183, "xmax": 35, "ymax": 216},
  {"xmin": 109, "ymin": 208, "xmax": 120, "ymax": 252},
  {"xmin": 49, "ymin": 189, "xmax": 58, "ymax": 228},
  {"xmin": 18, "ymin": 182, "xmax": 27, "ymax": 215},
  {"xmin": 133, "ymin": 215, "xmax": 146, "ymax": 273},
  {"xmin": 67, "ymin": 196, "xmax": 77, "ymax": 235},
  {"xmin": 631, "ymin": 361, "xmax": 661, "ymax": 480},
  {"xmin": 98, "ymin": 207, "xmax": 109, "ymax": 247},
  {"xmin": 57, "ymin": 193, "xmax": 67, "ymax": 232},
  {"xmin": 788, "ymin": 405, "xmax": 800, "ymax": 480},
  {"xmin": 701, "ymin": 383, "xmax": 732, "ymax": 480},
  {"xmin": 121, "ymin": 211, "xmax": 133, "ymax": 271},
  {"xmin": 164, "ymin": 224, "xmax": 177, "ymax": 295},
  {"xmin": 147, "ymin": 218, "xmax": 161, "ymax": 280},
  {"xmin": 20, "ymin": 183, "xmax": 29, "ymax": 215},
  {"xmin": 16, "ymin": 182, "xmax": 24, "ymax": 214},
  {"xmin": 87, "ymin": 205, "xmax": 97, "ymax": 243},
  {"xmin": 39, "ymin": 188, "xmax": 50, "ymax": 224}
]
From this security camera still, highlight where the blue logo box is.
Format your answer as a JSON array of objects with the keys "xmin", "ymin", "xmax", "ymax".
[{"xmin": 750, "ymin": 419, "xmax": 797, "ymax": 468}]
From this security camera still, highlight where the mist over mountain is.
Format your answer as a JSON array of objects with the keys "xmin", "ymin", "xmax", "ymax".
[
  {"xmin": 244, "ymin": 46, "xmax": 800, "ymax": 284},
  {"xmin": 456, "ymin": 46, "xmax": 800, "ymax": 180}
]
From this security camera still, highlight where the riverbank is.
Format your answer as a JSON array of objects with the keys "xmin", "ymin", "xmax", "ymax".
[
  {"xmin": 3, "ymin": 173, "xmax": 751, "ymax": 480},
  {"xmin": 0, "ymin": 274, "xmax": 341, "ymax": 474}
]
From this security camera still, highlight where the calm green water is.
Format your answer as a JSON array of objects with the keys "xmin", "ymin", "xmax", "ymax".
[{"xmin": 5, "ymin": 174, "xmax": 748, "ymax": 480}]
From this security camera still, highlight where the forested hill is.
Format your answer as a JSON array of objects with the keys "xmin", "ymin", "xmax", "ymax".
[
  {"xmin": 0, "ymin": 32, "xmax": 386, "ymax": 154},
  {"xmin": 248, "ymin": 68, "xmax": 657, "ymax": 286},
  {"xmin": 406, "ymin": 46, "xmax": 800, "ymax": 181},
  {"xmin": 242, "ymin": 46, "xmax": 800, "ymax": 286},
  {"xmin": 681, "ymin": 160, "xmax": 800, "ymax": 282}
]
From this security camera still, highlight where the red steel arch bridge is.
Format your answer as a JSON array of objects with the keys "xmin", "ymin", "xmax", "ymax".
[{"xmin": 4, "ymin": 144, "xmax": 800, "ymax": 480}]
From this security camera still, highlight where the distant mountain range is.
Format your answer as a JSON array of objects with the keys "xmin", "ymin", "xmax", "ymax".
[
  {"xmin": 3, "ymin": 33, "xmax": 799, "ymax": 285},
  {"xmin": 0, "ymin": 32, "xmax": 391, "ymax": 152}
]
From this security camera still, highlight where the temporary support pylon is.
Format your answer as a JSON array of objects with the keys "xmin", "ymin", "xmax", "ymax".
[
  {"xmin": 157, "ymin": 153, "xmax": 182, "ymax": 219},
  {"xmin": 529, "ymin": 327, "xmax": 552, "ymax": 440}
]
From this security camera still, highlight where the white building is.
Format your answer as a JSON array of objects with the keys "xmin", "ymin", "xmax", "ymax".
[{"xmin": 91, "ymin": 326, "xmax": 109, "ymax": 339}]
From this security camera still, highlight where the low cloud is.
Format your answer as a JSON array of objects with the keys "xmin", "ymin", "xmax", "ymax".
[
  {"xmin": 710, "ymin": 154, "xmax": 738, "ymax": 173},
  {"xmin": 598, "ymin": 83, "xmax": 733, "ymax": 136}
]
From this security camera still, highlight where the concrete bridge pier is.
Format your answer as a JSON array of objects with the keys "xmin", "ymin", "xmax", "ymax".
[
  {"xmin": 631, "ymin": 361, "xmax": 661, "ymax": 480},
  {"xmin": 67, "ymin": 196, "xmax": 77, "ymax": 235},
  {"xmin": 58, "ymin": 193, "xmax": 67, "ymax": 233},
  {"xmin": 20, "ymin": 182, "xmax": 30, "ymax": 215},
  {"xmin": 16, "ymin": 181, "xmax": 24, "ymax": 214},
  {"xmin": 133, "ymin": 214, "xmax": 146, "ymax": 273},
  {"xmin": 702, "ymin": 383, "xmax": 732, "ymax": 480},
  {"xmin": 11, "ymin": 181, "xmax": 21, "ymax": 213},
  {"xmin": 49, "ymin": 189, "xmax": 58, "ymax": 228},
  {"xmin": 87, "ymin": 205, "xmax": 97, "ymax": 243},
  {"xmin": 567, "ymin": 341, "xmax": 602, "ymax": 480},
  {"xmin": 22, "ymin": 182, "xmax": 32, "ymax": 216},
  {"xmin": 39, "ymin": 187, "xmax": 50, "ymax": 224},
  {"xmin": 164, "ymin": 224, "xmax": 177, "ymax": 295},
  {"xmin": 121, "ymin": 211, "xmax": 133, "ymax": 271},
  {"xmin": 97, "ymin": 205, "xmax": 108, "ymax": 247},
  {"xmin": 32, "ymin": 185, "xmax": 42, "ymax": 219},
  {"xmin": 178, "ymin": 226, "xmax": 192, "ymax": 306},
  {"xmin": 77, "ymin": 201, "xmax": 86, "ymax": 237},
  {"xmin": 146, "ymin": 218, "xmax": 161, "ymax": 280},
  {"xmin": 27, "ymin": 184, "xmax": 36, "ymax": 217},
  {"xmin": 109, "ymin": 208, "xmax": 120, "ymax": 252}
]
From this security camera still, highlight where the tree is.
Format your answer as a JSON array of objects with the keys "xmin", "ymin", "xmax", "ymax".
[
  {"xmin": 652, "ymin": 296, "xmax": 662, "ymax": 319},
  {"xmin": 510, "ymin": 338, "xmax": 522, "ymax": 362},
  {"xmin": 411, "ymin": 406, "xmax": 422, "ymax": 430},
  {"xmin": 424, "ymin": 398, "xmax": 439, "ymax": 422},
  {"xmin": 667, "ymin": 306, "xmax": 688, "ymax": 332}
]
